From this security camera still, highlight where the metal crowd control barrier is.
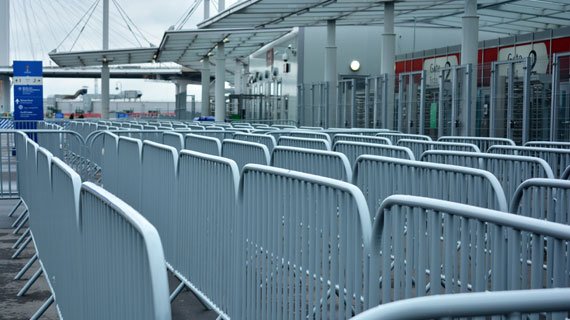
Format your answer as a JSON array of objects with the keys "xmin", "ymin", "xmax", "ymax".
[
  {"xmin": 333, "ymin": 141, "xmax": 415, "ymax": 166},
  {"xmin": 162, "ymin": 132, "xmax": 184, "ymax": 151},
  {"xmin": 420, "ymin": 151, "xmax": 555, "ymax": 203},
  {"xmin": 277, "ymin": 136, "xmax": 331, "ymax": 151},
  {"xmin": 101, "ymin": 132, "xmax": 119, "ymax": 193},
  {"xmin": 289, "ymin": 130, "xmax": 332, "ymax": 144},
  {"xmin": 525, "ymin": 141, "xmax": 570, "ymax": 149},
  {"xmin": 192, "ymin": 130, "xmax": 234, "ymax": 141},
  {"xmin": 221, "ymin": 139, "xmax": 270, "ymax": 172},
  {"xmin": 185, "ymin": 133, "xmax": 222, "ymax": 156},
  {"xmin": 332, "ymin": 134, "xmax": 392, "ymax": 146},
  {"xmin": 488, "ymin": 145, "xmax": 570, "ymax": 180},
  {"xmin": 236, "ymin": 165, "xmax": 372, "ymax": 319},
  {"xmin": 80, "ymin": 182, "xmax": 172, "ymax": 320},
  {"xmin": 271, "ymin": 146, "xmax": 352, "ymax": 181},
  {"xmin": 171, "ymin": 150, "xmax": 239, "ymax": 318},
  {"xmin": 116, "ymin": 137, "xmax": 143, "ymax": 211},
  {"xmin": 232, "ymin": 132, "xmax": 276, "ymax": 152},
  {"xmin": 367, "ymin": 195, "xmax": 570, "ymax": 311},
  {"xmin": 376, "ymin": 132, "xmax": 431, "ymax": 145},
  {"xmin": 437, "ymin": 136, "xmax": 515, "ymax": 152},
  {"xmin": 140, "ymin": 141, "xmax": 178, "ymax": 264},
  {"xmin": 353, "ymin": 288, "xmax": 570, "ymax": 320},
  {"xmin": 510, "ymin": 178, "xmax": 570, "ymax": 223},
  {"xmin": 396, "ymin": 139, "xmax": 481, "ymax": 160},
  {"xmin": 353, "ymin": 156, "xmax": 508, "ymax": 220}
]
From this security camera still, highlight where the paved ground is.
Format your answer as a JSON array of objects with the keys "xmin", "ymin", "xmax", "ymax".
[{"xmin": 0, "ymin": 199, "xmax": 217, "ymax": 320}]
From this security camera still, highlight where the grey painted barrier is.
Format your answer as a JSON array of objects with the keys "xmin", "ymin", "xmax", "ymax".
[
  {"xmin": 233, "ymin": 132, "xmax": 276, "ymax": 152},
  {"xmin": 102, "ymin": 132, "xmax": 119, "ymax": 194},
  {"xmin": 271, "ymin": 146, "xmax": 352, "ymax": 181},
  {"xmin": 140, "ymin": 141, "xmax": 178, "ymax": 263},
  {"xmin": 524, "ymin": 141, "xmax": 570, "ymax": 149},
  {"xmin": 510, "ymin": 178, "xmax": 570, "ymax": 223},
  {"xmin": 437, "ymin": 136, "xmax": 515, "ymax": 152},
  {"xmin": 353, "ymin": 288, "xmax": 570, "ymax": 320},
  {"xmin": 488, "ymin": 145, "xmax": 570, "ymax": 180},
  {"xmin": 277, "ymin": 136, "xmax": 331, "ymax": 150},
  {"xmin": 185, "ymin": 133, "xmax": 222, "ymax": 156},
  {"xmin": 221, "ymin": 139, "xmax": 270, "ymax": 172},
  {"xmin": 332, "ymin": 134, "xmax": 392, "ymax": 146},
  {"xmin": 421, "ymin": 150, "xmax": 555, "ymax": 205},
  {"xmin": 117, "ymin": 136, "xmax": 143, "ymax": 211},
  {"xmin": 162, "ymin": 132, "xmax": 184, "ymax": 151},
  {"xmin": 289, "ymin": 130, "xmax": 332, "ymax": 144},
  {"xmin": 173, "ymin": 150, "xmax": 239, "ymax": 318},
  {"xmin": 396, "ymin": 139, "xmax": 480, "ymax": 160},
  {"xmin": 353, "ymin": 155, "xmax": 508, "ymax": 221},
  {"xmin": 334, "ymin": 141, "xmax": 415, "ymax": 166},
  {"xmin": 236, "ymin": 164, "xmax": 372, "ymax": 319},
  {"xmin": 376, "ymin": 132, "xmax": 431, "ymax": 144},
  {"xmin": 367, "ymin": 195, "xmax": 570, "ymax": 312},
  {"xmin": 16, "ymin": 136, "xmax": 171, "ymax": 319},
  {"xmin": 192, "ymin": 130, "xmax": 234, "ymax": 141},
  {"xmin": 563, "ymin": 165, "xmax": 570, "ymax": 179}
]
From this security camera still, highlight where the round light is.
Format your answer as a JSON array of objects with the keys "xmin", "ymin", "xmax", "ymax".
[{"xmin": 350, "ymin": 60, "xmax": 360, "ymax": 72}]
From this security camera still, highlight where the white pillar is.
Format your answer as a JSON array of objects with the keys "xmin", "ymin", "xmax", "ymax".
[
  {"xmin": 175, "ymin": 80, "xmax": 189, "ymax": 119},
  {"xmin": 324, "ymin": 19, "xmax": 337, "ymax": 128},
  {"xmin": 201, "ymin": 57, "xmax": 211, "ymax": 116},
  {"xmin": 462, "ymin": 0, "xmax": 478, "ymax": 136},
  {"xmin": 382, "ymin": 2, "xmax": 396, "ymax": 130},
  {"xmin": 203, "ymin": 0, "xmax": 210, "ymax": 19},
  {"xmin": 215, "ymin": 43, "xmax": 226, "ymax": 122},
  {"xmin": 218, "ymin": 0, "xmax": 225, "ymax": 11},
  {"xmin": 101, "ymin": 0, "xmax": 110, "ymax": 119},
  {"xmin": 0, "ymin": 0, "xmax": 10, "ymax": 113},
  {"xmin": 234, "ymin": 59, "xmax": 242, "ymax": 95}
]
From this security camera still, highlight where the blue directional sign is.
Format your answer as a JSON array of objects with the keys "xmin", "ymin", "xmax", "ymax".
[{"xmin": 13, "ymin": 61, "xmax": 44, "ymax": 121}]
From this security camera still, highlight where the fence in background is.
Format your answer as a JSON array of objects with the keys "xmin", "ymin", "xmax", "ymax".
[{"xmin": 271, "ymin": 146, "xmax": 352, "ymax": 181}]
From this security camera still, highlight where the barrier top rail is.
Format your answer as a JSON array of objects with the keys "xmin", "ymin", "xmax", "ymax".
[
  {"xmin": 397, "ymin": 139, "xmax": 480, "ymax": 159},
  {"xmin": 437, "ymin": 136, "xmax": 515, "ymax": 152},
  {"xmin": 563, "ymin": 165, "xmax": 570, "ymax": 180},
  {"xmin": 333, "ymin": 134, "xmax": 392, "ymax": 146},
  {"xmin": 487, "ymin": 145, "xmax": 570, "ymax": 178},
  {"xmin": 352, "ymin": 288, "xmax": 570, "ymax": 320},
  {"xmin": 222, "ymin": 139, "xmax": 270, "ymax": 172},
  {"xmin": 289, "ymin": 130, "xmax": 332, "ymax": 144},
  {"xmin": 185, "ymin": 133, "xmax": 222, "ymax": 156},
  {"xmin": 376, "ymin": 132, "xmax": 432, "ymax": 144},
  {"xmin": 233, "ymin": 132, "xmax": 277, "ymax": 152},
  {"xmin": 333, "ymin": 141, "xmax": 416, "ymax": 165},
  {"xmin": 524, "ymin": 141, "xmax": 570, "ymax": 149},
  {"xmin": 509, "ymin": 178, "xmax": 570, "ymax": 214},
  {"xmin": 277, "ymin": 136, "xmax": 331, "ymax": 151}
]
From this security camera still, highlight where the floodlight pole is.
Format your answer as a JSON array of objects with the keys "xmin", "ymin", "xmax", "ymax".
[
  {"xmin": 381, "ymin": 2, "xmax": 396, "ymax": 130},
  {"xmin": 462, "ymin": 0, "xmax": 478, "ymax": 136},
  {"xmin": 101, "ymin": 0, "xmax": 110, "ymax": 119},
  {"xmin": 325, "ymin": 19, "xmax": 337, "ymax": 128},
  {"xmin": 0, "ymin": 0, "xmax": 10, "ymax": 114},
  {"xmin": 201, "ymin": 0, "xmax": 211, "ymax": 117}
]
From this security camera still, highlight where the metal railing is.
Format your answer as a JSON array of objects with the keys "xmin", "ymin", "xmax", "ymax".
[
  {"xmin": 333, "ymin": 141, "xmax": 415, "ymax": 166},
  {"xmin": 437, "ymin": 136, "xmax": 515, "ymax": 152},
  {"xmin": 277, "ymin": 136, "xmax": 331, "ymax": 151},
  {"xmin": 396, "ymin": 139, "xmax": 480, "ymax": 160},
  {"xmin": 185, "ymin": 134, "xmax": 222, "ymax": 156},
  {"xmin": 222, "ymin": 139, "xmax": 270, "ymax": 172},
  {"xmin": 332, "ymin": 134, "xmax": 392, "ymax": 146},
  {"xmin": 376, "ymin": 132, "xmax": 432, "ymax": 145},
  {"xmin": 488, "ymin": 145, "xmax": 570, "ymax": 179},
  {"xmin": 232, "ymin": 132, "xmax": 276, "ymax": 152},
  {"xmin": 271, "ymin": 146, "xmax": 352, "ymax": 182}
]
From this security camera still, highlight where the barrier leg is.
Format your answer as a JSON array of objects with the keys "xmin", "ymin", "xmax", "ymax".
[
  {"xmin": 17, "ymin": 267, "xmax": 43, "ymax": 296},
  {"xmin": 13, "ymin": 215, "xmax": 29, "ymax": 235},
  {"xmin": 30, "ymin": 295, "xmax": 54, "ymax": 320},
  {"xmin": 12, "ymin": 228, "xmax": 30, "ymax": 249},
  {"xmin": 14, "ymin": 253, "xmax": 37, "ymax": 280},
  {"xmin": 11, "ymin": 209, "xmax": 28, "ymax": 228},
  {"xmin": 11, "ymin": 236, "xmax": 32, "ymax": 259},
  {"xmin": 8, "ymin": 199, "xmax": 22, "ymax": 217},
  {"xmin": 170, "ymin": 281, "xmax": 185, "ymax": 302}
]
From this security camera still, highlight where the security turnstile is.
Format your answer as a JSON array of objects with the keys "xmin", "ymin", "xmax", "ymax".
[
  {"xmin": 551, "ymin": 52, "xmax": 570, "ymax": 142},
  {"xmin": 438, "ymin": 64, "xmax": 472, "ymax": 137},
  {"xmin": 364, "ymin": 75, "xmax": 388, "ymax": 129},
  {"xmin": 398, "ymin": 71, "xmax": 425, "ymax": 134},
  {"xmin": 490, "ymin": 58, "xmax": 531, "ymax": 144}
]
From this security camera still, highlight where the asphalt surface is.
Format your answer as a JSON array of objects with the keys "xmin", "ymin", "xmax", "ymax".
[{"xmin": 0, "ymin": 199, "xmax": 217, "ymax": 320}]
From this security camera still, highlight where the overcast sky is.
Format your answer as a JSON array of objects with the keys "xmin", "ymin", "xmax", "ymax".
[{"xmin": 8, "ymin": 0, "xmax": 239, "ymax": 102}]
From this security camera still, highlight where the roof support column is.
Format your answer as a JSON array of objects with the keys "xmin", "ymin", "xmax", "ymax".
[
  {"xmin": 215, "ymin": 42, "xmax": 226, "ymax": 121},
  {"xmin": 462, "ymin": 0, "xmax": 478, "ymax": 136},
  {"xmin": 201, "ymin": 57, "xmax": 211, "ymax": 116},
  {"xmin": 101, "ymin": 0, "xmax": 110, "ymax": 119},
  {"xmin": 381, "ymin": 2, "xmax": 396, "ymax": 130},
  {"xmin": 0, "ymin": 0, "xmax": 9, "ymax": 113},
  {"xmin": 175, "ymin": 80, "xmax": 189, "ymax": 119},
  {"xmin": 325, "ymin": 19, "xmax": 337, "ymax": 128},
  {"xmin": 203, "ymin": 0, "xmax": 210, "ymax": 19},
  {"xmin": 234, "ymin": 59, "xmax": 242, "ymax": 95}
]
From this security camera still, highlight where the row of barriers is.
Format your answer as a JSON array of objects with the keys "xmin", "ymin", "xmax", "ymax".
[
  {"xmin": 5, "ymin": 124, "xmax": 570, "ymax": 319},
  {"xmin": 93, "ymin": 130, "xmax": 570, "ymax": 319}
]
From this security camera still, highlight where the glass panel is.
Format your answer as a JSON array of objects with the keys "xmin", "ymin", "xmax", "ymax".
[
  {"xmin": 528, "ymin": 57, "xmax": 551, "ymax": 141},
  {"xmin": 492, "ymin": 63, "xmax": 510, "ymax": 139},
  {"xmin": 554, "ymin": 55, "xmax": 570, "ymax": 141}
]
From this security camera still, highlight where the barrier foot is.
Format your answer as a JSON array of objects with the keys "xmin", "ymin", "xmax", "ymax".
[
  {"xmin": 13, "ymin": 216, "xmax": 29, "ymax": 235},
  {"xmin": 12, "ymin": 236, "xmax": 32, "ymax": 259},
  {"xmin": 11, "ymin": 209, "xmax": 28, "ymax": 228},
  {"xmin": 8, "ymin": 199, "xmax": 22, "ymax": 217},
  {"xmin": 30, "ymin": 295, "xmax": 54, "ymax": 320},
  {"xmin": 12, "ymin": 228, "xmax": 30, "ymax": 249},
  {"xmin": 17, "ymin": 267, "xmax": 42, "ymax": 296},
  {"xmin": 170, "ymin": 281, "xmax": 185, "ymax": 302},
  {"xmin": 14, "ymin": 253, "xmax": 38, "ymax": 280}
]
